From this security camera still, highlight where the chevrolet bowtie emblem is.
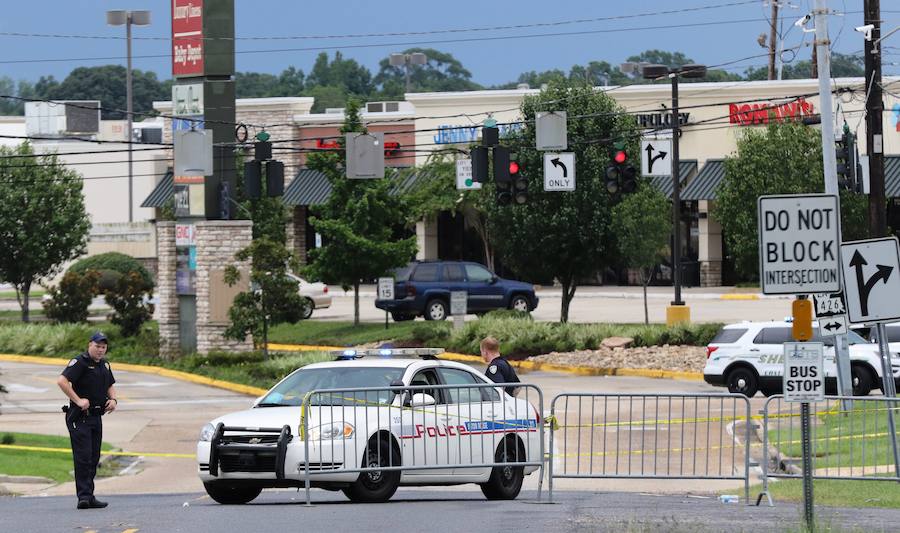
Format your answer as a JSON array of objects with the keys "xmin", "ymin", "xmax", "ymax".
[{"xmin": 249, "ymin": 437, "xmax": 261, "ymax": 444}]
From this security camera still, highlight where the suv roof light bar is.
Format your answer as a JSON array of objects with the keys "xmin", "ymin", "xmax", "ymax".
[{"xmin": 330, "ymin": 348, "xmax": 445, "ymax": 361}]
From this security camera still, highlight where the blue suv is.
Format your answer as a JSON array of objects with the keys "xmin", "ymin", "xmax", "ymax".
[{"xmin": 375, "ymin": 261, "xmax": 539, "ymax": 321}]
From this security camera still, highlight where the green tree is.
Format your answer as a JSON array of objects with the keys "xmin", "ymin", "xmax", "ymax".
[
  {"xmin": 713, "ymin": 121, "xmax": 867, "ymax": 280},
  {"xmin": 486, "ymin": 81, "xmax": 640, "ymax": 322},
  {"xmin": 611, "ymin": 185, "xmax": 670, "ymax": 324},
  {"xmin": 0, "ymin": 142, "xmax": 91, "ymax": 321},
  {"xmin": 403, "ymin": 154, "xmax": 497, "ymax": 270},
  {"xmin": 45, "ymin": 66, "xmax": 168, "ymax": 119},
  {"xmin": 744, "ymin": 52, "xmax": 864, "ymax": 81},
  {"xmin": 236, "ymin": 72, "xmax": 281, "ymax": 98},
  {"xmin": 305, "ymin": 85, "xmax": 350, "ymax": 113},
  {"xmin": 305, "ymin": 99, "xmax": 417, "ymax": 325},
  {"xmin": 374, "ymin": 48, "xmax": 481, "ymax": 98},
  {"xmin": 306, "ymin": 52, "xmax": 373, "ymax": 96}
]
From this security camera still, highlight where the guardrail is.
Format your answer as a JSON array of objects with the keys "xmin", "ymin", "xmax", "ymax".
[
  {"xmin": 548, "ymin": 393, "xmax": 753, "ymax": 503},
  {"xmin": 299, "ymin": 382, "xmax": 544, "ymax": 504},
  {"xmin": 757, "ymin": 395, "xmax": 900, "ymax": 506}
]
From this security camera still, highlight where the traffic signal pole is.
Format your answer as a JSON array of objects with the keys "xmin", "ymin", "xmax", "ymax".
[
  {"xmin": 666, "ymin": 73, "xmax": 691, "ymax": 326},
  {"xmin": 814, "ymin": 0, "xmax": 855, "ymax": 401},
  {"xmin": 864, "ymin": 0, "xmax": 886, "ymax": 237}
]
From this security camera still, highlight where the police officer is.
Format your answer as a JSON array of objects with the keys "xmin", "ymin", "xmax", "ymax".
[
  {"xmin": 480, "ymin": 336, "xmax": 520, "ymax": 396},
  {"xmin": 56, "ymin": 332, "xmax": 117, "ymax": 509}
]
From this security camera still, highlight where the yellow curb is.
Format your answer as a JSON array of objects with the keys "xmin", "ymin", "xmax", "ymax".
[
  {"xmin": 720, "ymin": 294, "xmax": 760, "ymax": 300},
  {"xmin": 267, "ymin": 345, "xmax": 702, "ymax": 382},
  {"xmin": 0, "ymin": 353, "xmax": 266, "ymax": 397}
]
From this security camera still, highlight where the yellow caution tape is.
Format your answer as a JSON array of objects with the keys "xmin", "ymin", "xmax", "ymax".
[{"xmin": 0, "ymin": 443, "xmax": 193, "ymax": 459}]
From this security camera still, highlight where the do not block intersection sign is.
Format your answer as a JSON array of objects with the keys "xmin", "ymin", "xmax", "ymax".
[{"xmin": 758, "ymin": 194, "xmax": 841, "ymax": 295}]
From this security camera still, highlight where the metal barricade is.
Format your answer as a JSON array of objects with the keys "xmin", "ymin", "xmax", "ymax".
[
  {"xmin": 548, "ymin": 393, "xmax": 753, "ymax": 503},
  {"xmin": 299, "ymin": 383, "xmax": 544, "ymax": 504},
  {"xmin": 757, "ymin": 395, "xmax": 900, "ymax": 506}
]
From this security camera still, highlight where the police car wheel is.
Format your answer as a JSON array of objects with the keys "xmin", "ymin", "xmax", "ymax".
[
  {"xmin": 342, "ymin": 438, "xmax": 400, "ymax": 503},
  {"xmin": 424, "ymin": 299, "xmax": 448, "ymax": 321},
  {"xmin": 725, "ymin": 367, "xmax": 758, "ymax": 398},
  {"xmin": 480, "ymin": 438, "xmax": 525, "ymax": 501},
  {"xmin": 510, "ymin": 295, "xmax": 529, "ymax": 312},
  {"xmin": 203, "ymin": 482, "xmax": 262, "ymax": 504},
  {"xmin": 851, "ymin": 364, "xmax": 873, "ymax": 396},
  {"xmin": 300, "ymin": 298, "xmax": 314, "ymax": 320}
]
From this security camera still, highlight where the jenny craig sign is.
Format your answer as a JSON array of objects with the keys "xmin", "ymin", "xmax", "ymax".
[{"xmin": 758, "ymin": 194, "xmax": 841, "ymax": 295}]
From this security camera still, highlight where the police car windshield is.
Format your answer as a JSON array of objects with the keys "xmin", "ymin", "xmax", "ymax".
[{"xmin": 258, "ymin": 367, "xmax": 405, "ymax": 407}]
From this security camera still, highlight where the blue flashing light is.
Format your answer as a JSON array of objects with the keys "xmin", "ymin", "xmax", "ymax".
[{"xmin": 379, "ymin": 349, "xmax": 393, "ymax": 358}]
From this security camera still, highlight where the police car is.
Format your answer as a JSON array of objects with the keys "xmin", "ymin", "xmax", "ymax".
[
  {"xmin": 197, "ymin": 349, "xmax": 541, "ymax": 504},
  {"xmin": 703, "ymin": 320, "xmax": 900, "ymax": 397}
]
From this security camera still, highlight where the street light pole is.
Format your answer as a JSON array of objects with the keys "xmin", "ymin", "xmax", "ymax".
[
  {"xmin": 642, "ymin": 63, "xmax": 706, "ymax": 323},
  {"xmin": 389, "ymin": 52, "xmax": 427, "ymax": 94},
  {"xmin": 107, "ymin": 9, "xmax": 150, "ymax": 223}
]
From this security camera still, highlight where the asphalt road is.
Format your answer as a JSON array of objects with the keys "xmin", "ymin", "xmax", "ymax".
[{"xmin": 2, "ymin": 489, "xmax": 898, "ymax": 533}]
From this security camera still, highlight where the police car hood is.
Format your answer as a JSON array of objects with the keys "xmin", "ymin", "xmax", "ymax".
[{"xmin": 213, "ymin": 406, "xmax": 304, "ymax": 429}]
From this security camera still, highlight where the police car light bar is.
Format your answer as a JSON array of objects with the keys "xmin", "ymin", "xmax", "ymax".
[{"xmin": 330, "ymin": 348, "xmax": 445, "ymax": 360}]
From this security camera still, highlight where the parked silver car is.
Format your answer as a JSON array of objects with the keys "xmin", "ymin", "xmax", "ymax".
[{"xmin": 287, "ymin": 273, "xmax": 331, "ymax": 319}]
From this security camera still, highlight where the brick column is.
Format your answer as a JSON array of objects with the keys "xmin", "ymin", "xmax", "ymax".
[
  {"xmin": 195, "ymin": 220, "xmax": 254, "ymax": 354},
  {"xmin": 698, "ymin": 200, "xmax": 723, "ymax": 287},
  {"xmin": 286, "ymin": 206, "xmax": 308, "ymax": 264},
  {"xmin": 155, "ymin": 222, "xmax": 180, "ymax": 359}
]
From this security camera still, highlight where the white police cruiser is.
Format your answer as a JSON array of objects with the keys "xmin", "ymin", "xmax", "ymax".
[
  {"xmin": 197, "ymin": 349, "xmax": 542, "ymax": 504},
  {"xmin": 703, "ymin": 320, "xmax": 900, "ymax": 397}
]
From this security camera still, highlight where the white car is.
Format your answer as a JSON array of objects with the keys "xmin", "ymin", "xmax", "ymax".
[
  {"xmin": 703, "ymin": 320, "xmax": 900, "ymax": 397},
  {"xmin": 287, "ymin": 273, "xmax": 331, "ymax": 319},
  {"xmin": 197, "ymin": 349, "xmax": 542, "ymax": 504}
]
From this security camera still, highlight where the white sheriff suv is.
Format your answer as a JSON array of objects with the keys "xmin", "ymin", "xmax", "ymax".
[
  {"xmin": 197, "ymin": 349, "xmax": 541, "ymax": 504},
  {"xmin": 703, "ymin": 320, "xmax": 900, "ymax": 397}
]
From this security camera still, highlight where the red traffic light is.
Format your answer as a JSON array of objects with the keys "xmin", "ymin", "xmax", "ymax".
[
  {"xmin": 509, "ymin": 161, "xmax": 520, "ymax": 175},
  {"xmin": 614, "ymin": 150, "xmax": 627, "ymax": 164}
]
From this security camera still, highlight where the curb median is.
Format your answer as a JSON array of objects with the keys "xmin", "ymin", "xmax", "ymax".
[{"xmin": 268, "ymin": 343, "xmax": 703, "ymax": 382}]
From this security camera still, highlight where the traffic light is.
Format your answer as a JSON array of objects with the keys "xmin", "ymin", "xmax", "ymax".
[
  {"xmin": 493, "ymin": 146, "xmax": 512, "ymax": 205},
  {"xmin": 510, "ymin": 153, "xmax": 528, "ymax": 204},
  {"xmin": 605, "ymin": 146, "xmax": 637, "ymax": 194},
  {"xmin": 244, "ymin": 160, "xmax": 262, "ymax": 200},
  {"xmin": 836, "ymin": 131, "xmax": 858, "ymax": 192},
  {"xmin": 471, "ymin": 146, "xmax": 489, "ymax": 183}
]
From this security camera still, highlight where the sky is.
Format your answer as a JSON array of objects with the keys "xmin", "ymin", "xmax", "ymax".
[{"xmin": 0, "ymin": 0, "xmax": 897, "ymax": 86}]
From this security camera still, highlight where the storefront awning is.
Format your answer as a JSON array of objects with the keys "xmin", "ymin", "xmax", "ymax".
[
  {"xmin": 283, "ymin": 167, "xmax": 420, "ymax": 207},
  {"xmin": 283, "ymin": 169, "xmax": 332, "ymax": 206},
  {"xmin": 649, "ymin": 159, "xmax": 697, "ymax": 198},
  {"xmin": 883, "ymin": 156, "xmax": 900, "ymax": 197},
  {"xmin": 681, "ymin": 159, "xmax": 725, "ymax": 201},
  {"xmin": 140, "ymin": 170, "xmax": 174, "ymax": 208}
]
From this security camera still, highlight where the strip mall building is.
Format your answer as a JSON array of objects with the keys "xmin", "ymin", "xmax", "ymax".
[{"xmin": 149, "ymin": 77, "xmax": 900, "ymax": 287}]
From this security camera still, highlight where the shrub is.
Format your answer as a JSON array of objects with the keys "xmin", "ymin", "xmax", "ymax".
[
  {"xmin": 42, "ymin": 270, "xmax": 100, "ymax": 323},
  {"xmin": 69, "ymin": 252, "xmax": 153, "ymax": 290},
  {"xmin": 1, "ymin": 433, "xmax": 13, "ymax": 445},
  {"xmin": 105, "ymin": 272, "xmax": 154, "ymax": 337}
]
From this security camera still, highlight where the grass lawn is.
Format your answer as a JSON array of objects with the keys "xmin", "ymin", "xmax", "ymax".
[
  {"xmin": 0, "ymin": 432, "xmax": 113, "ymax": 483},
  {"xmin": 0, "ymin": 309, "xmax": 47, "ymax": 320},
  {"xmin": 0, "ymin": 290, "xmax": 44, "ymax": 300},
  {"xmin": 751, "ymin": 478, "xmax": 900, "ymax": 509},
  {"xmin": 768, "ymin": 401, "xmax": 900, "ymax": 469},
  {"xmin": 268, "ymin": 320, "xmax": 447, "ymax": 347}
]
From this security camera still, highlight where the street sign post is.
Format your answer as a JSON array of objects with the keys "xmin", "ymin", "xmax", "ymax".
[
  {"xmin": 543, "ymin": 153, "xmax": 575, "ymax": 191},
  {"xmin": 758, "ymin": 194, "xmax": 841, "ymax": 295},
  {"xmin": 378, "ymin": 277, "xmax": 394, "ymax": 330},
  {"xmin": 640, "ymin": 138, "xmax": 672, "ymax": 177},
  {"xmin": 535, "ymin": 111, "xmax": 567, "ymax": 151},
  {"xmin": 450, "ymin": 291, "xmax": 467, "ymax": 331}
]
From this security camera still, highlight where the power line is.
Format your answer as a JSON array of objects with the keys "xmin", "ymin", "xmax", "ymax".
[
  {"xmin": 0, "ymin": 17, "xmax": 771, "ymax": 65},
  {"xmin": 0, "ymin": 2, "xmax": 762, "ymax": 43}
]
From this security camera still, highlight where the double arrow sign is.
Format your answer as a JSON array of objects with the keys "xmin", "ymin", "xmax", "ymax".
[
  {"xmin": 841, "ymin": 238, "xmax": 900, "ymax": 324},
  {"xmin": 848, "ymin": 250, "xmax": 893, "ymax": 316}
]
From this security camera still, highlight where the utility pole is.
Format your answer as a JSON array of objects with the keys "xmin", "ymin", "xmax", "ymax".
[
  {"xmin": 768, "ymin": 1, "xmax": 779, "ymax": 80},
  {"xmin": 814, "ymin": 0, "xmax": 856, "ymax": 403},
  {"xmin": 865, "ymin": 0, "xmax": 886, "ymax": 237}
]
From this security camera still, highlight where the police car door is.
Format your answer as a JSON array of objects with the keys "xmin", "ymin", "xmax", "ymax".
[
  {"xmin": 753, "ymin": 327, "xmax": 793, "ymax": 382},
  {"xmin": 436, "ymin": 367, "xmax": 494, "ymax": 477},
  {"xmin": 401, "ymin": 368, "xmax": 458, "ymax": 478}
]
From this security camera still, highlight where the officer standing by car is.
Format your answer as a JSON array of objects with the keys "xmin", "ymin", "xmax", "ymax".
[
  {"xmin": 56, "ymin": 332, "xmax": 117, "ymax": 509},
  {"xmin": 480, "ymin": 336, "xmax": 520, "ymax": 396}
]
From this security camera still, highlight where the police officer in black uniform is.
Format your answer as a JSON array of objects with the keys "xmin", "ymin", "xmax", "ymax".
[
  {"xmin": 56, "ymin": 332, "xmax": 117, "ymax": 509},
  {"xmin": 480, "ymin": 336, "xmax": 520, "ymax": 396}
]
